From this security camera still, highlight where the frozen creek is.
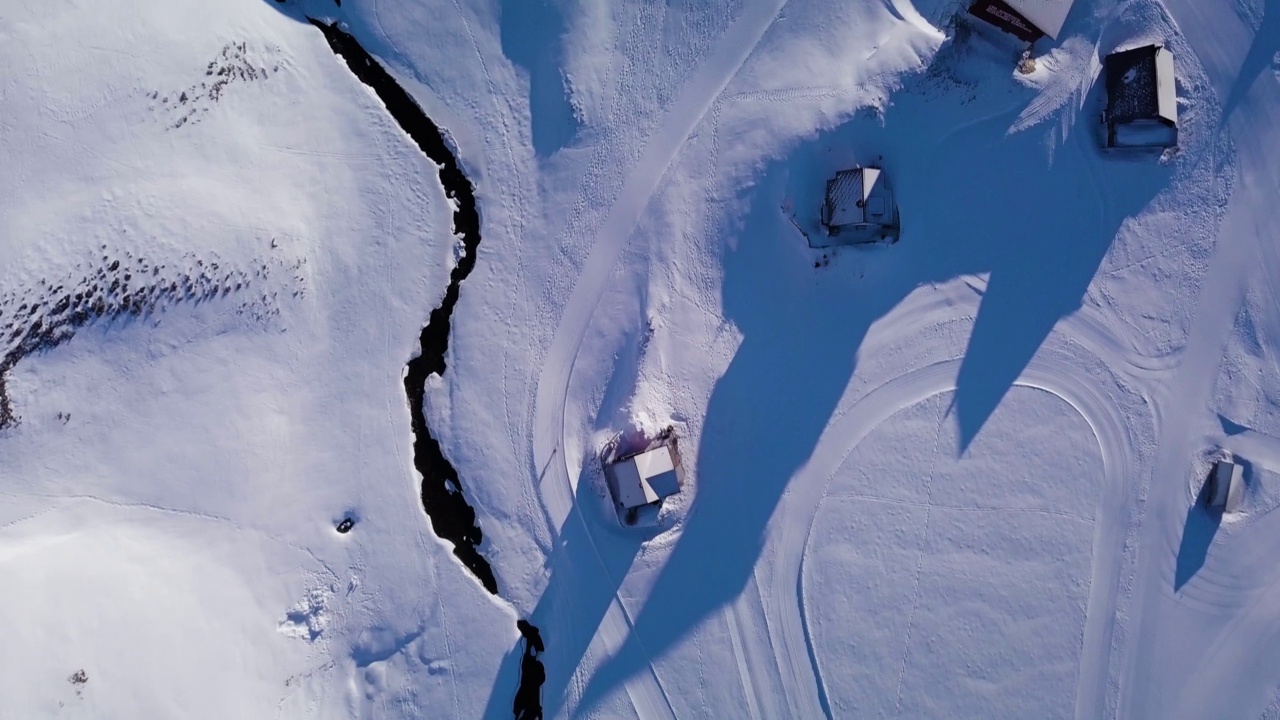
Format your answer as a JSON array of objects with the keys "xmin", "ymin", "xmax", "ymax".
[{"xmin": 310, "ymin": 18, "xmax": 546, "ymax": 720}]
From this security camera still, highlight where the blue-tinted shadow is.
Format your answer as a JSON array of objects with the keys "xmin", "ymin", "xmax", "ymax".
[
  {"xmin": 574, "ymin": 149, "xmax": 916, "ymax": 714},
  {"xmin": 574, "ymin": 41, "xmax": 1173, "ymax": 708},
  {"xmin": 1175, "ymin": 472, "xmax": 1224, "ymax": 591},
  {"xmin": 499, "ymin": 0, "xmax": 579, "ymax": 158},
  {"xmin": 481, "ymin": 448, "xmax": 645, "ymax": 719},
  {"xmin": 1222, "ymin": 0, "xmax": 1280, "ymax": 123}
]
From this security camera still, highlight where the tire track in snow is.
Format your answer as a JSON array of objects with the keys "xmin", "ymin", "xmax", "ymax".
[
  {"xmin": 729, "ymin": 283, "xmax": 973, "ymax": 719},
  {"xmin": 727, "ymin": 284, "xmax": 984, "ymax": 720},
  {"xmin": 530, "ymin": 2, "xmax": 1156, "ymax": 714}
]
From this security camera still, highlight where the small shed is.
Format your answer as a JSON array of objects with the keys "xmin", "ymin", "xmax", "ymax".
[
  {"xmin": 817, "ymin": 166, "xmax": 899, "ymax": 246},
  {"xmin": 967, "ymin": 0, "xmax": 1078, "ymax": 43},
  {"xmin": 1207, "ymin": 459, "xmax": 1244, "ymax": 512},
  {"xmin": 1102, "ymin": 44, "xmax": 1178, "ymax": 149},
  {"xmin": 606, "ymin": 444, "xmax": 682, "ymax": 511}
]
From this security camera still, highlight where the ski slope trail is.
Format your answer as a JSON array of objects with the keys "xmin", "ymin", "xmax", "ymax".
[
  {"xmin": 1117, "ymin": 0, "xmax": 1280, "ymax": 714},
  {"xmin": 532, "ymin": 0, "xmax": 787, "ymax": 531},
  {"xmin": 764, "ymin": 336, "xmax": 1135, "ymax": 718}
]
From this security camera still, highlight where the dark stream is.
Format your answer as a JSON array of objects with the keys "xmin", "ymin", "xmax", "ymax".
[{"xmin": 309, "ymin": 19, "xmax": 545, "ymax": 719}]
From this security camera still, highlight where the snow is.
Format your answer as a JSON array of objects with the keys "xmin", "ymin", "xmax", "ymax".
[
  {"xmin": 7, "ymin": 0, "xmax": 1280, "ymax": 717},
  {"xmin": 1006, "ymin": 0, "xmax": 1079, "ymax": 40},
  {"xmin": 806, "ymin": 383, "xmax": 1102, "ymax": 717},
  {"xmin": 608, "ymin": 445, "xmax": 680, "ymax": 509},
  {"xmin": 1112, "ymin": 120, "xmax": 1178, "ymax": 148},
  {"xmin": 0, "ymin": 0, "xmax": 514, "ymax": 717}
]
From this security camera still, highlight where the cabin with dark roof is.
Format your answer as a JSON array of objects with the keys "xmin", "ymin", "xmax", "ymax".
[
  {"xmin": 1102, "ymin": 44, "xmax": 1178, "ymax": 150},
  {"xmin": 815, "ymin": 166, "xmax": 899, "ymax": 247}
]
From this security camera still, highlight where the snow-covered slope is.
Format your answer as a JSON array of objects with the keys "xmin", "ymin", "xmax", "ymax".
[
  {"xmin": 1, "ymin": 1, "xmax": 515, "ymax": 717},
  {"xmin": 6, "ymin": 0, "xmax": 1280, "ymax": 717}
]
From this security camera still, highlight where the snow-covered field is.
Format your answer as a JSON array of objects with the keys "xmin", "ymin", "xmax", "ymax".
[{"xmin": 4, "ymin": 0, "xmax": 1280, "ymax": 717}]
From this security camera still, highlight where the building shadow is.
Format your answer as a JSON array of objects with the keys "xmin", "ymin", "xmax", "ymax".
[
  {"xmin": 937, "ymin": 94, "xmax": 1170, "ymax": 450},
  {"xmin": 572, "ymin": 36, "xmax": 1173, "ymax": 709},
  {"xmin": 499, "ymin": 0, "xmax": 580, "ymax": 159},
  {"xmin": 1220, "ymin": 413, "xmax": 1251, "ymax": 437},
  {"xmin": 573, "ymin": 151, "xmax": 916, "ymax": 714},
  {"xmin": 1221, "ymin": 0, "xmax": 1280, "ymax": 124},
  {"xmin": 479, "ymin": 445, "xmax": 645, "ymax": 719},
  {"xmin": 481, "ymin": 639, "xmax": 525, "ymax": 720},
  {"xmin": 1175, "ymin": 470, "xmax": 1224, "ymax": 591},
  {"xmin": 253, "ymin": 3, "xmax": 1178, "ymax": 712}
]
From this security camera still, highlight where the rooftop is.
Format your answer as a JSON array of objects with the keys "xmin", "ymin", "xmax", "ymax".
[{"xmin": 609, "ymin": 445, "xmax": 681, "ymax": 510}]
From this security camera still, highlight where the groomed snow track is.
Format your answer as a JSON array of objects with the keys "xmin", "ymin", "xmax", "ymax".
[{"xmin": 529, "ymin": 1, "xmax": 789, "ymax": 716}]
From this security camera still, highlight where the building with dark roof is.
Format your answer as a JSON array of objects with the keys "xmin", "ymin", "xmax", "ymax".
[
  {"xmin": 816, "ymin": 166, "xmax": 899, "ymax": 247},
  {"xmin": 1103, "ymin": 44, "xmax": 1178, "ymax": 149},
  {"xmin": 967, "ymin": 0, "xmax": 1078, "ymax": 43},
  {"xmin": 1207, "ymin": 458, "xmax": 1244, "ymax": 512}
]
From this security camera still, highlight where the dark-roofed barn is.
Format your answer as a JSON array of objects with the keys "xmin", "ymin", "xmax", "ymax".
[
  {"xmin": 1102, "ymin": 44, "xmax": 1178, "ymax": 150},
  {"xmin": 815, "ymin": 166, "xmax": 899, "ymax": 247}
]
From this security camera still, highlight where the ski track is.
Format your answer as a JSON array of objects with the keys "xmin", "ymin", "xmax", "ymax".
[
  {"xmin": 723, "ymin": 270, "xmax": 1158, "ymax": 719},
  {"xmin": 529, "ymin": 1, "xmax": 787, "ymax": 716},
  {"xmin": 1114, "ymin": 0, "xmax": 1280, "ymax": 714},
  {"xmin": 770, "ymin": 339, "xmax": 1135, "ymax": 719},
  {"xmin": 533, "ymin": 0, "xmax": 788, "ymax": 528},
  {"xmin": 699, "ymin": 250, "xmax": 1152, "ymax": 719},
  {"xmin": 725, "ymin": 603, "xmax": 763, "ymax": 720}
]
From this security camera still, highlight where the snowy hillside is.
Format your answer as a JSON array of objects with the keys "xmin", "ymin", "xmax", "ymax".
[{"xmin": 4, "ymin": 0, "xmax": 1280, "ymax": 717}]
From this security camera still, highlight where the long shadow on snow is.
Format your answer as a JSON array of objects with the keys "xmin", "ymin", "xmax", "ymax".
[
  {"xmin": 498, "ymin": 0, "xmax": 579, "ymax": 159},
  {"xmin": 1221, "ymin": 0, "xmax": 1280, "ymax": 124},
  {"xmin": 577, "ymin": 52, "xmax": 1170, "ymax": 711},
  {"xmin": 940, "ymin": 109, "xmax": 1169, "ymax": 450},
  {"xmin": 1175, "ymin": 470, "xmax": 1224, "ymax": 590},
  {"xmin": 573, "ymin": 148, "xmax": 912, "ymax": 714},
  {"xmin": 482, "ymin": 451, "xmax": 643, "ymax": 719}
]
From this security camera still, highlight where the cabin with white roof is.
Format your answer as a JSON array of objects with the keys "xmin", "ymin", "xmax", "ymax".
[
  {"xmin": 967, "ymin": 0, "xmax": 1078, "ymax": 44},
  {"xmin": 1207, "ymin": 459, "xmax": 1244, "ymax": 512},
  {"xmin": 816, "ymin": 166, "xmax": 899, "ymax": 246},
  {"xmin": 1102, "ymin": 44, "xmax": 1178, "ymax": 150},
  {"xmin": 605, "ymin": 443, "xmax": 683, "ymax": 523}
]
